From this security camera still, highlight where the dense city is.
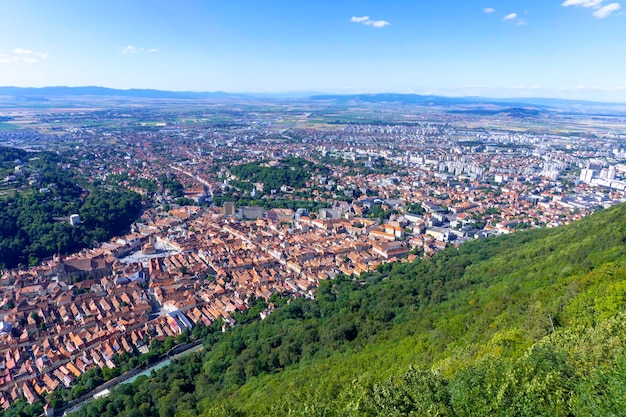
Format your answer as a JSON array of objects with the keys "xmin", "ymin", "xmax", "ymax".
[{"xmin": 1, "ymin": 95, "xmax": 626, "ymax": 414}]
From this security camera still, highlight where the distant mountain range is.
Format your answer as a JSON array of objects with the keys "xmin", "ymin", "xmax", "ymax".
[
  {"xmin": 308, "ymin": 93, "xmax": 626, "ymax": 108},
  {"xmin": 0, "ymin": 86, "xmax": 624, "ymax": 108},
  {"xmin": 0, "ymin": 86, "xmax": 244, "ymax": 100}
]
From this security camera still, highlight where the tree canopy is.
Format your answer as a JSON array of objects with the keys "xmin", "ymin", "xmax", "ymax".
[
  {"xmin": 0, "ymin": 148, "xmax": 143, "ymax": 269},
  {"xmin": 67, "ymin": 202, "xmax": 626, "ymax": 417},
  {"xmin": 230, "ymin": 158, "xmax": 327, "ymax": 193}
]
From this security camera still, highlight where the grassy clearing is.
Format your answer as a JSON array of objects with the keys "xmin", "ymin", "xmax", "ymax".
[{"xmin": 0, "ymin": 122, "xmax": 19, "ymax": 131}]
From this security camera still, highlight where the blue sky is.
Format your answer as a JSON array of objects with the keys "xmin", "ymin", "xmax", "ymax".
[{"xmin": 0, "ymin": 0, "xmax": 625, "ymax": 101}]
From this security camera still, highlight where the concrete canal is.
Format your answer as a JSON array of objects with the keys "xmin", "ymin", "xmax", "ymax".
[{"xmin": 59, "ymin": 342, "xmax": 204, "ymax": 416}]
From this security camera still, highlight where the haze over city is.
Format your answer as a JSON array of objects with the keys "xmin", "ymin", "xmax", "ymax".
[
  {"xmin": 1, "ymin": 0, "xmax": 625, "ymax": 102},
  {"xmin": 2, "ymin": 0, "xmax": 626, "ymax": 415}
]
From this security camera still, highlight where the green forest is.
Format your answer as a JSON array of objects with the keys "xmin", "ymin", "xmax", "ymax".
[
  {"xmin": 211, "ymin": 194, "xmax": 331, "ymax": 213},
  {"xmin": 0, "ymin": 147, "xmax": 143, "ymax": 269},
  {"xmin": 230, "ymin": 157, "xmax": 329, "ymax": 193},
  {"xmin": 66, "ymin": 203, "xmax": 626, "ymax": 416}
]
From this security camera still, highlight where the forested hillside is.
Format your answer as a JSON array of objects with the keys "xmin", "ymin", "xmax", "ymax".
[
  {"xmin": 0, "ymin": 147, "xmax": 143, "ymax": 269},
  {"xmin": 230, "ymin": 157, "xmax": 329, "ymax": 193},
  {"xmin": 72, "ymin": 203, "xmax": 626, "ymax": 417}
]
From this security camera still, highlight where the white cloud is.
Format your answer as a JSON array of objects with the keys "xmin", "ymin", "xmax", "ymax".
[
  {"xmin": 517, "ymin": 18, "xmax": 528, "ymax": 25},
  {"xmin": 350, "ymin": 16, "xmax": 390, "ymax": 28},
  {"xmin": 592, "ymin": 2, "xmax": 621, "ymax": 17},
  {"xmin": 365, "ymin": 20, "xmax": 390, "ymax": 28},
  {"xmin": 122, "ymin": 45, "xmax": 159, "ymax": 53},
  {"xmin": 350, "ymin": 16, "xmax": 370, "ymax": 23},
  {"xmin": 562, "ymin": 0, "xmax": 603, "ymax": 7},
  {"xmin": 502, "ymin": 12, "xmax": 517, "ymax": 21},
  {"xmin": 483, "ymin": 7, "xmax": 496, "ymax": 13},
  {"xmin": 558, "ymin": 85, "xmax": 626, "ymax": 91},
  {"xmin": 562, "ymin": 0, "xmax": 621, "ymax": 18},
  {"xmin": 0, "ymin": 48, "xmax": 48, "ymax": 64}
]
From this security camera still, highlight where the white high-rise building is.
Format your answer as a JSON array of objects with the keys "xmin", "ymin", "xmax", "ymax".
[
  {"xmin": 608, "ymin": 166, "xmax": 616, "ymax": 180},
  {"xmin": 580, "ymin": 168, "xmax": 595, "ymax": 184}
]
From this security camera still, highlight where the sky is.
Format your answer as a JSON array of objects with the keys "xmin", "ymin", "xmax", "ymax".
[{"xmin": 0, "ymin": 0, "xmax": 625, "ymax": 102}]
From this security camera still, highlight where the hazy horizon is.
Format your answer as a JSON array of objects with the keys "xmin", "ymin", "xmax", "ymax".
[{"xmin": 3, "ymin": 85, "xmax": 626, "ymax": 105}]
